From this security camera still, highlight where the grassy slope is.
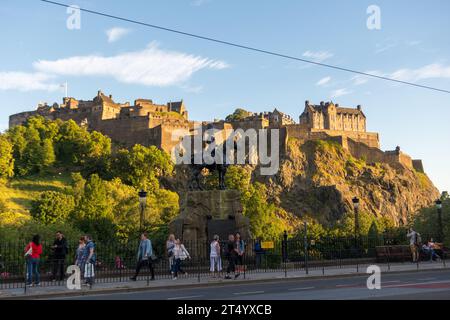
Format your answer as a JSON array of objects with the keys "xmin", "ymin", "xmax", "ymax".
[{"xmin": 0, "ymin": 173, "xmax": 72, "ymax": 215}]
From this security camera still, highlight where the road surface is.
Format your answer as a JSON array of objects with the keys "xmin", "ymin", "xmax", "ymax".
[{"xmin": 56, "ymin": 269, "xmax": 450, "ymax": 300}]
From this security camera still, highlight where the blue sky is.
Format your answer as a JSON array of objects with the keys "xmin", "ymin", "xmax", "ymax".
[{"xmin": 0, "ymin": 0, "xmax": 449, "ymax": 192}]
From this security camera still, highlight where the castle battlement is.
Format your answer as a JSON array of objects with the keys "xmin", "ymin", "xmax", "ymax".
[{"xmin": 8, "ymin": 94, "xmax": 425, "ymax": 174}]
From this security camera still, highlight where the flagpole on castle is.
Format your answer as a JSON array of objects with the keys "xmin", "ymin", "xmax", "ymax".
[{"xmin": 61, "ymin": 82, "xmax": 68, "ymax": 98}]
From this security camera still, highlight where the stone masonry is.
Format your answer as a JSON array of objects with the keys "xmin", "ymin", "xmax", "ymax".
[{"xmin": 9, "ymin": 92, "xmax": 425, "ymax": 173}]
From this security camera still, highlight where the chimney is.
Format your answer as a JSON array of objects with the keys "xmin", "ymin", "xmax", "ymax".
[
  {"xmin": 357, "ymin": 105, "xmax": 362, "ymax": 111},
  {"xmin": 109, "ymin": 94, "xmax": 113, "ymax": 99}
]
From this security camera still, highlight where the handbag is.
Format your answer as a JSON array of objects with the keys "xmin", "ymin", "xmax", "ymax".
[{"xmin": 24, "ymin": 244, "xmax": 33, "ymax": 258}]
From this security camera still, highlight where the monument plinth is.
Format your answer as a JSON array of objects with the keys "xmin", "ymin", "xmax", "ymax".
[{"xmin": 169, "ymin": 190, "xmax": 251, "ymax": 245}]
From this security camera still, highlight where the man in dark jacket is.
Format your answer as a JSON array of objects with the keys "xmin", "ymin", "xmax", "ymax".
[{"xmin": 51, "ymin": 231, "xmax": 68, "ymax": 281}]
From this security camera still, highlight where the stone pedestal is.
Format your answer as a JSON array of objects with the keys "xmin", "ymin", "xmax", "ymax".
[{"xmin": 169, "ymin": 190, "xmax": 251, "ymax": 250}]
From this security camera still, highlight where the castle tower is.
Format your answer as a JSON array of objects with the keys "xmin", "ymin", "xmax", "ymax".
[{"xmin": 324, "ymin": 102, "xmax": 337, "ymax": 130}]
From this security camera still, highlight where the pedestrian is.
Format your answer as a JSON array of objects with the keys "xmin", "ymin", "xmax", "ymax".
[
  {"xmin": 82, "ymin": 235, "xmax": 96, "ymax": 287},
  {"xmin": 407, "ymin": 228, "xmax": 421, "ymax": 262},
  {"xmin": 254, "ymin": 239, "xmax": 265, "ymax": 269},
  {"xmin": 130, "ymin": 232, "xmax": 155, "ymax": 281},
  {"xmin": 235, "ymin": 232, "xmax": 245, "ymax": 273},
  {"xmin": 75, "ymin": 236, "xmax": 86, "ymax": 274},
  {"xmin": 210, "ymin": 235, "xmax": 222, "ymax": 277},
  {"xmin": 51, "ymin": 231, "xmax": 68, "ymax": 281},
  {"xmin": 225, "ymin": 234, "xmax": 240, "ymax": 279},
  {"xmin": 166, "ymin": 234, "xmax": 176, "ymax": 273},
  {"xmin": 171, "ymin": 239, "xmax": 190, "ymax": 280},
  {"xmin": 24, "ymin": 234, "xmax": 43, "ymax": 287}
]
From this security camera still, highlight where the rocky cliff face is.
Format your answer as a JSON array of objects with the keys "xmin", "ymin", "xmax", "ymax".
[
  {"xmin": 166, "ymin": 138, "xmax": 439, "ymax": 228},
  {"xmin": 255, "ymin": 138, "xmax": 439, "ymax": 227}
]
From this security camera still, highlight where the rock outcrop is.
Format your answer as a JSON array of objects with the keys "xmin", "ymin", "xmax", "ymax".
[{"xmin": 256, "ymin": 138, "xmax": 439, "ymax": 226}]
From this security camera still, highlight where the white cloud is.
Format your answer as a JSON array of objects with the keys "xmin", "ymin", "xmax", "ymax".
[
  {"xmin": 180, "ymin": 84, "xmax": 203, "ymax": 94},
  {"xmin": 33, "ymin": 42, "xmax": 229, "ymax": 87},
  {"xmin": 351, "ymin": 64, "xmax": 450, "ymax": 86},
  {"xmin": 302, "ymin": 51, "xmax": 333, "ymax": 63},
  {"xmin": 316, "ymin": 76, "xmax": 331, "ymax": 86},
  {"xmin": 351, "ymin": 71, "xmax": 382, "ymax": 86},
  {"xmin": 375, "ymin": 43, "xmax": 397, "ymax": 54},
  {"xmin": 330, "ymin": 88, "xmax": 351, "ymax": 98},
  {"xmin": 106, "ymin": 27, "xmax": 131, "ymax": 43},
  {"xmin": 0, "ymin": 72, "xmax": 59, "ymax": 92},
  {"xmin": 389, "ymin": 63, "xmax": 450, "ymax": 82}
]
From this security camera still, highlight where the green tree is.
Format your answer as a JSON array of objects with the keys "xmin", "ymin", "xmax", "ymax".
[
  {"xmin": 74, "ymin": 174, "xmax": 113, "ymax": 221},
  {"xmin": 243, "ymin": 183, "xmax": 287, "ymax": 239},
  {"xmin": 55, "ymin": 120, "xmax": 91, "ymax": 165},
  {"xmin": 413, "ymin": 197, "xmax": 450, "ymax": 241},
  {"xmin": 368, "ymin": 221, "xmax": 379, "ymax": 238},
  {"xmin": 112, "ymin": 144, "xmax": 173, "ymax": 190},
  {"xmin": 0, "ymin": 134, "xmax": 14, "ymax": 180},
  {"xmin": 31, "ymin": 191, "xmax": 75, "ymax": 224},
  {"xmin": 7, "ymin": 119, "xmax": 56, "ymax": 175},
  {"xmin": 225, "ymin": 108, "xmax": 251, "ymax": 122}
]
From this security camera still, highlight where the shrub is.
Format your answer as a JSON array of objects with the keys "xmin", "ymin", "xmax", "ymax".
[{"xmin": 31, "ymin": 191, "xmax": 75, "ymax": 224}]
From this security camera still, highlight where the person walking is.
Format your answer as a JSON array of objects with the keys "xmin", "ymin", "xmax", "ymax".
[
  {"xmin": 210, "ymin": 235, "xmax": 222, "ymax": 277},
  {"xmin": 75, "ymin": 236, "xmax": 86, "ymax": 274},
  {"xmin": 225, "ymin": 234, "xmax": 240, "ymax": 280},
  {"xmin": 254, "ymin": 239, "xmax": 265, "ymax": 269},
  {"xmin": 51, "ymin": 231, "xmax": 68, "ymax": 282},
  {"xmin": 171, "ymin": 239, "xmax": 190, "ymax": 280},
  {"xmin": 24, "ymin": 235, "xmax": 43, "ymax": 287},
  {"xmin": 83, "ymin": 235, "xmax": 96, "ymax": 287},
  {"xmin": 235, "ymin": 232, "xmax": 245, "ymax": 274},
  {"xmin": 407, "ymin": 228, "xmax": 421, "ymax": 263},
  {"xmin": 166, "ymin": 234, "xmax": 176, "ymax": 273},
  {"xmin": 130, "ymin": 232, "xmax": 155, "ymax": 281}
]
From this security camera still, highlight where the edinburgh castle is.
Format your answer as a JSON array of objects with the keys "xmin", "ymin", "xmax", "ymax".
[{"xmin": 9, "ymin": 90, "xmax": 425, "ymax": 173}]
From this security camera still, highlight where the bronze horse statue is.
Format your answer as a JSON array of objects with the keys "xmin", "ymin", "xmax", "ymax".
[{"xmin": 188, "ymin": 135, "xmax": 236, "ymax": 191}]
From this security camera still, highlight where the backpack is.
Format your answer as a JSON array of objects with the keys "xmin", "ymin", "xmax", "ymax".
[
  {"xmin": 167, "ymin": 243, "xmax": 175, "ymax": 258},
  {"xmin": 415, "ymin": 233, "xmax": 422, "ymax": 245},
  {"xmin": 223, "ymin": 242, "xmax": 231, "ymax": 257}
]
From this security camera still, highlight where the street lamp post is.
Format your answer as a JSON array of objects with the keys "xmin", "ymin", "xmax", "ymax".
[
  {"xmin": 138, "ymin": 190, "xmax": 148, "ymax": 232},
  {"xmin": 435, "ymin": 199, "xmax": 443, "ymax": 243},
  {"xmin": 352, "ymin": 197, "xmax": 360, "ymax": 253}
]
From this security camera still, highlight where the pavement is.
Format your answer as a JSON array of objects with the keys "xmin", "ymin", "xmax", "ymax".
[
  {"xmin": 0, "ymin": 260, "xmax": 448, "ymax": 300},
  {"xmin": 63, "ymin": 269, "xmax": 450, "ymax": 300}
]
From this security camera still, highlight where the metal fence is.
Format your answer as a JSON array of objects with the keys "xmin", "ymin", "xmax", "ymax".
[{"xmin": 0, "ymin": 234, "xmax": 448, "ymax": 290}]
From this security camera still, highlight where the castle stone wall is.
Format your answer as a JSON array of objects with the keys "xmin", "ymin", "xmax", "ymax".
[{"xmin": 412, "ymin": 160, "xmax": 424, "ymax": 173}]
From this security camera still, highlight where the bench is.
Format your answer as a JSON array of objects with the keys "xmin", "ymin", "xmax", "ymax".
[
  {"xmin": 375, "ymin": 245, "xmax": 411, "ymax": 263},
  {"xmin": 419, "ymin": 243, "xmax": 450, "ymax": 261}
]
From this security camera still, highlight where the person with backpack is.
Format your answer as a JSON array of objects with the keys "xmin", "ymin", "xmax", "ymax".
[
  {"xmin": 24, "ymin": 235, "xmax": 43, "ymax": 287},
  {"xmin": 407, "ymin": 228, "xmax": 421, "ymax": 262},
  {"xmin": 130, "ymin": 232, "xmax": 155, "ymax": 281},
  {"xmin": 171, "ymin": 239, "xmax": 190, "ymax": 280},
  {"xmin": 74, "ymin": 236, "xmax": 86, "ymax": 277},
  {"xmin": 82, "ymin": 235, "xmax": 96, "ymax": 287},
  {"xmin": 51, "ymin": 231, "xmax": 68, "ymax": 282},
  {"xmin": 225, "ymin": 234, "xmax": 240, "ymax": 280},
  {"xmin": 254, "ymin": 239, "xmax": 265, "ymax": 269},
  {"xmin": 210, "ymin": 235, "xmax": 222, "ymax": 278},
  {"xmin": 166, "ymin": 234, "xmax": 176, "ymax": 273}
]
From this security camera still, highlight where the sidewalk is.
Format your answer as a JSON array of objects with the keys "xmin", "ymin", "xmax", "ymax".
[{"xmin": 0, "ymin": 260, "xmax": 448, "ymax": 299}]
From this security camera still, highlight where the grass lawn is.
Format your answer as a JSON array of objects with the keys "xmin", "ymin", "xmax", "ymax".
[{"xmin": 0, "ymin": 172, "xmax": 72, "ymax": 215}]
